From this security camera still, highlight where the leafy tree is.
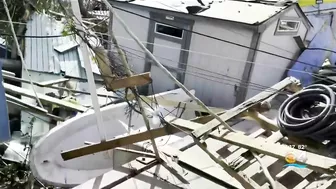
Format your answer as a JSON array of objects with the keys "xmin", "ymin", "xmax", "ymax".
[{"xmin": 0, "ymin": 0, "xmax": 108, "ymax": 58}]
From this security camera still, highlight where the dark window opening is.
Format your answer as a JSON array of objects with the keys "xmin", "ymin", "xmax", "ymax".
[{"xmin": 155, "ymin": 23, "xmax": 183, "ymax": 39}]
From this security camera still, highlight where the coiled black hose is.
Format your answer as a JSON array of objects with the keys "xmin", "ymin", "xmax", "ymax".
[{"xmin": 277, "ymin": 84, "xmax": 336, "ymax": 142}]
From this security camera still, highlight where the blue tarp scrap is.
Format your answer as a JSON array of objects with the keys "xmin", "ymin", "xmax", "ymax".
[
  {"xmin": 287, "ymin": 21, "xmax": 336, "ymax": 87},
  {"xmin": 0, "ymin": 60, "xmax": 10, "ymax": 142}
]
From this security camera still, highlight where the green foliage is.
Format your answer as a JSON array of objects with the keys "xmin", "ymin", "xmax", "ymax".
[
  {"xmin": 61, "ymin": 19, "xmax": 76, "ymax": 37},
  {"xmin": 0, "ymin": 0, "xmax": 70, "ymax": 46}
]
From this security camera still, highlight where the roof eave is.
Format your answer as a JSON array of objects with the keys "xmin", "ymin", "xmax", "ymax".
[{"xmin": 110, "ymin": 0, "xmax": 262, "ymax": 31}]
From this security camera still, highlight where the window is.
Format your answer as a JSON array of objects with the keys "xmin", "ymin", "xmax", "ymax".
[
  {"xmin": 155, "ymin": 23, "xmax": 183, "ymax": 39},
  {"xmin": 276, "ymin": 19, "xmax": 301, "ymax": 34}
]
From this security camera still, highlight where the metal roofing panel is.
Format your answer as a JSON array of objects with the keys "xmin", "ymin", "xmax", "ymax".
[
  {"xmin": 198, "ymin": 1, "xmax": 285, "ymax": 24},
  {"xmin": 122, "ymin": 0, "xmax": 286, "ymax": 24},
  {"xmin": 25, "ymin": 13, "xmax": 82, "ymax": 77}
]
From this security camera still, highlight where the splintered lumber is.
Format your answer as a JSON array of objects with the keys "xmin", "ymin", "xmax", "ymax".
[
  {"xmin": 38, "ymin": 78, "xmax": 69, "ymax": 86},
  {"xmin": 169, "ymin": 119, "xmax": 336, "ymax": 175},
  {"xmin": 4, "ymin": 83, "xmax": 87, "ymax": 112},
  {"xmin": 192, "ymin": 77, "xmax": 300, "ymax": 138},
  {"xmin": 209, "ymin": 130, "xmax": 336, "ymax": 175},
  {"xmin": 107, "ymin": 72, "xmax": 152, "ymax": 90}
]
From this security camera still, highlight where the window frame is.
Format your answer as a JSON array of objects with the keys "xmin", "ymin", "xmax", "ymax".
[
  {"xmin": 275, "ymin": 18, "xmax": 301, "ymax": 35},
  {"xmin": 154, "ymin": 23, "xmax": 184, "ymax": 39}
]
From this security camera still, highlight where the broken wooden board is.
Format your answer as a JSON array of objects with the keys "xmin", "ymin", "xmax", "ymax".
[
  {"xmin": 192, "ymin": 77, "xmax": 300, "ymax": 139},
  {"xmin": 73, "ymin": 155, "xmax": 232, "ymax": 189},
  {"xmin": 60, "ymin": 115, "xmax": 204, "ymax": 160},
  {"xmin": 60, "ymin": 115, "xmax": 257, "ymax": 161},
  {"xmin": 7, "ymin": 100, "xmax": 64, "ymax": 121},
  {"xmin": 4, "ymin": 83, "xmax": 87, "ymax": 112},
  {"xmin": 106, "ymin": 72, "xmax": 151, "ymax": 90},
  {"xmin": 61, "ymin": 126, "xmax": 180, "ymax": 160},
  {"xmin": 38, "ymin": 78, "xmax": 69, "ymax": 87},
  {"xmin": 209, "ymin": 130, "xmax": 336, "ymax": 175},
  {"xmin": 140, "ymin": 97, "xmax": 225, "ymax": 113},
  {"xmin": 6, "ymin": 94, "xmax": 47, "ymax": 113}
]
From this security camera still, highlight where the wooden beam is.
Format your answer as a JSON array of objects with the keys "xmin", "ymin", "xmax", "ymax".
[
  {"xmin": 60, "ymin": 115, "xmax": 230, "ymax": 161},
  {"xmin": 6, "ymin": 94, "xmax": 47, "ymax": 113},
  {"xmin": 61, "ymin": 125, "xmax": 181, "ymax": 161},
  {"xmin": 243, "ymin": 111, "xmax": 278, "ymax": 132},
  {"xmin": 2, "ymin": 70, "xmax": 15, "ymax": 77},
  {"xmin": 192, "ymin": 77, "xmax": 299, "ymax": 138},
  {"xmin": 38, "ymin": 78, "xmax": 69, "ymax": 87},
  {"xmin": 84, "ymin": 141, "xmax": 157, "ymax": 158},
  {"xmin": 4, "ymin": 83, "xmax": 87, "ymax": 112},
  {"xmin": 106, "ymin": 72, "xmax": 151, "ymax": 90},
  {"xmin": 7, "ymin": 100, "xmax": 64, "ymax": 121},
  {"xmin": 140, "ymin": 97, "xmax": 225, "ymax": 113}
]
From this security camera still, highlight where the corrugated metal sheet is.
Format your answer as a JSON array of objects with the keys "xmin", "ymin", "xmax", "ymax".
[
  {"xmin": 25, "ymin": 13, "xmax": 85, "ymax": 77},
  {"xmin": 117, "ymin": 0, "xmax": 286, "ymax": 25}
]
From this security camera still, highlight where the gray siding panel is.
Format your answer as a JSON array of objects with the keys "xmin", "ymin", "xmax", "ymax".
[
  {"xmin": 184, "ymin": 19, "xmax": 253, "ymax": 108},
  {"xmin": 246, "ymin": 8, "xmax": 307, "ymax": 99}
]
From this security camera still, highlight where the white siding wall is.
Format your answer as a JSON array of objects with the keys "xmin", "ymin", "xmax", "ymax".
[
  {"xmin": 112, "ymin": 6, "xmax": 150, "ymax": 74},
  {"xmin": 184, "ymin": 19, "xmax": 253, "ymax": 108},
  {"xmin": 246, "ymin": 8, "xmax": 308, "ymax": 99}
]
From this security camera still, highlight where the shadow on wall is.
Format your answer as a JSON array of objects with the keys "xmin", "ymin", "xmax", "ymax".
[{"xmin": 287, "ymin": 20, "xmax": 336, "ymax": 86}]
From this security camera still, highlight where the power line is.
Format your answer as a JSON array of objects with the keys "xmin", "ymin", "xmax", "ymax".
[
  {"xmin": 0, "ymin": 32, "xmax": 71, "ymax": 38},
  {"xmin": 108, "ymin": 4, "xmax": 323, "ymax": 69},
  {"xmin": 0, "ymin": 20, "xmax": 27, "ymax": 25},
  {"xmin": 98, "ymin": 34, "xmax": 334, "ymax": 78},
  {"xmin": 99, "ymin": 36, "xmax": 331, "ymax": 89},
  {"xmin": 112, "ymin": 46, "xmax": 326, "ymax": 93}
]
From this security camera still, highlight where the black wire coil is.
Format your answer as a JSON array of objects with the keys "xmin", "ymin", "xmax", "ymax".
[{"xmin": 277, "ymin": 84, "xmax": 336, "ymax": 142}]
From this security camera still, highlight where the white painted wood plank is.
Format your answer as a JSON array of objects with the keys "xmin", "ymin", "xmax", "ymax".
[
  {"xmin": 5, "ymin": 94, "xmax": 47, "ymax": 113},
  {"xmin": 4, "ymin": 83, "xmax": 87, "ymax": 112},
  {"xmin": 2, "ymin": 70, "xmax": 15, "ymax": 77}
]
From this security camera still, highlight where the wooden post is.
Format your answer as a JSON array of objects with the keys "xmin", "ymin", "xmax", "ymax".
[
  {"xmin": 109, "ymin": 31, "xmax": 160, "ymax": 159},
  {"xmin": 70, "ymin": 0, "xmax": 107, "ymax": 142}
]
